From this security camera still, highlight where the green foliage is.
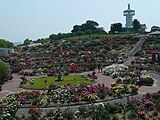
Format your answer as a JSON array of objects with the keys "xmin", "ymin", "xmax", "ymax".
[
  {"xmin": 154, "ymin": 39, "xmax": 160, "ymax": 44},
  {"xmin": 71, "ymin": 20, "xmax": 106, "ymax": 35},
  {"xmin": 112, "ymin": 116, "xmax": 119, "ymax": 120},
  {"xmin": 110, "ymin": 23, "xmax": 122, "ymax": 33},
  {"xmin": 63, "ymin": 109, "xmax": 74, "ymax": 120},
  {"xmin": 0, "ymin": 39, "xmax": 13, "ymax": 48},
  {"xmin": 151, "ymin": 26, "xmax": 160, "ymax": 32},
  {"xmin": 111, "ymin": 44, "xmax": 119, "ymax": 49},
  {"xmin": 84, "ymin": 41, "xmax": 103, "ymax": 47},
  {"xmin": 49, "ymin": 33, "xmax": 73, "ymax": 41},
  {"xmin": 132, "ymin": 19, "xmax": 141, "ymax": 32},
  {"xmin": 104, "ymin": 45, "xmax": 111, "ymax": 51},
  {"xmin": 0, "ymin": 61, "xmax": 9, "ymax": 84},
  {"xmin": 23, "ymin": 39, "xmax": 32, "ymax": 45}
]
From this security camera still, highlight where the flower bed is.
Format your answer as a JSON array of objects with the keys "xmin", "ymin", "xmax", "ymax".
[
  {"xmin": 2, "ymin": 90, "xmax": 160, "ymax": 120},
  {"xmin": 0, "ymin": 83, "xmax": 138, "ymax": 111},
  {"xmin": 0, "ymin": 94, "xmax": 21, "ymax": 120},
  {"xmin": 104, "ymin": 64, "xmax": 154, "ymax": 86}
]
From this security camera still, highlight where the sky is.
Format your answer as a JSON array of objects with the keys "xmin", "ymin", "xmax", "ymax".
[{"xmin": 0, "ymin": 0, "xmax": 159, "ymax": 42}]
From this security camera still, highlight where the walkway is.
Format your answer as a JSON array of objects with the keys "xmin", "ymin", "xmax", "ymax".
[{"xmin": 0, "ymin": 74, "xmax": 23, "ymax": 98}]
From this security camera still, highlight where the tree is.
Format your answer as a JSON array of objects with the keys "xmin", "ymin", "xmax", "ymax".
[
  {"xmin": 23, "ymin": 39, "xmax": 32, "ymax": 45},
  {"xmin": 71, "ymin": 20, "xmax": 106, "ymax": 35},
  {"xmin": 0, "ymin": 39, "xmax": 13, "ymax": 48},
  {"xmin": 0, "ymin": 61, "xmax": 9, "ymax": 84},
  {"xmin": 132, "ymin": 19, "xmax": 141, "ymax": 32},
  {"xmin": 110, "ymin": 23, "xmax": 122, "ymax": 33},
  {"xmin": 49, "ymin": 33, "xmax": 73, "ymax": 41},
  {"xmin": 151, "ymin": 26, "xmax": 160, "ymax": 32}
]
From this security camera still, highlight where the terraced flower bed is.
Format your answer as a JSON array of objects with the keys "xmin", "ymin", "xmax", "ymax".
[{"xmin": 1, "ymin": 89, "xmax": 160, "ymax": 120}]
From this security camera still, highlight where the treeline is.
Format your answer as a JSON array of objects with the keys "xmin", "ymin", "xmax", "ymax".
[
  {"xmin": 0, "ymin": 39, "xmax": 14, "ymax": 48},
  {"xmin": 49, "ymin": 20, "xmax": 106, "ymax": 41}
]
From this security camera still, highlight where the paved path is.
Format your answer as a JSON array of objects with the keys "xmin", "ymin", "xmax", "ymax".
[
  {"xmin": 123, "ymin": 56, "xmax": 135, "ymax": 66},
  {"xmin": 128, "ymin": 36, "xmax": 145, "ymax": 56},
  {"xmin": 0, "ymin": 74, "xmax": 23, "ymax": 98},
  {"xmin": 16, "ymin": 94, "xmax": 143, "ymax": 117}
]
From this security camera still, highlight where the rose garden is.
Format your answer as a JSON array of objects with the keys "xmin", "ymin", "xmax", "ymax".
[{"xmin": 0, "ymin": 34, "xmax": 160, "ymax": 119}]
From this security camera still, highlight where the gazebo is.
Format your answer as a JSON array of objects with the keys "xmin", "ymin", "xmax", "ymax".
[
  {"xmin": 147, "ymin": 50, "xmax": 160, "ymax": 63},
  {"xmin": 149, "ymin": 31, "xmax": 160, "ymax": 35}
]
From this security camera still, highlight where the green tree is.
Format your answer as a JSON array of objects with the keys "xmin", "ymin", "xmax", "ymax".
[
  {"xmin": 23, "ymin": 39, "xmax": 32, "ymax": 45},
  {"xmin": 110, "ymin": 23, "xmax": 122, "ymax": 33},
  {"xmin": 151, "ymin": 26, "xmax": 160, "ymax": 32},
  {"xmin": 49, "ymin": 33, "xmax": 73, "ymax": 41},
  {"xmin": 132, "ymin": 19, "xmax": 141, "ymax": 32},
  {"xmin": 0, "ymin": 39, "xmax": 13, "ymax": 48},
  {"xmin": 0, "ymin": 61, "xmax": 9, "ymax": 84},
  {"xmin": 71, "ymin": 20, "xmax": 106, "ymax": 35}
]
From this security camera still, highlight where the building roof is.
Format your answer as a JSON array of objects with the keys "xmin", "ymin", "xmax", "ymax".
[{"xmin": 149, "ymin": 31, "xmax": 160, "ymax": 35}]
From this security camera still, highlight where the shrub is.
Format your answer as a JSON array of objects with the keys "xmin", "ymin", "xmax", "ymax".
[{"xmin": 0, "ymin": 61, "xmax": 9, "ymax": 84}]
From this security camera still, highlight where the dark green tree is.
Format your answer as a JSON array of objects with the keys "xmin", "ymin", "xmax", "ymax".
[
  {"xmin": 0, "ymin": 61, "xmax": 9, "ymax": 84},
  {"xmin": 23, "ymin": 39, "xmax": 32, "ymax": 45},
  {"xmin": 0, "ymin": 39, "xmax": 13, "ymax": 48},
  {"xmin": 110, "ymin": 23, "xmax": 122, "ymax": 33},
  {"xmin": 71, "ymin": 20, "xmax": 106, "ymax": 35},
  {"xmin": 132, "ymin": 19, "xmax": 141, "ymax": 32},
  {"xmin": 49, "ymin": 33, "xmax": 73, "ymax": 41},
  {"xmin": 151, "ymin": 26, "xmax": 160, "ymax": 32}
]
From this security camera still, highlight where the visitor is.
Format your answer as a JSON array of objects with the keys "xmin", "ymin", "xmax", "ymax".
[{"xmin": 98, "ymin": 64, "xmax": 102, "ymax": 73}]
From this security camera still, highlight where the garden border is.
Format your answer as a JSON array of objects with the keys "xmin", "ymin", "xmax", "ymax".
[{"xmin": 14, "ymin": 93, "xmax": 137, "ymax": 109}]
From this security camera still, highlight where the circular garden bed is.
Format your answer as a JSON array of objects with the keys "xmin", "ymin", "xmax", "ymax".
[{"xmin": 21, "ymin": 75, "xmax": 94, "ymax": 89}]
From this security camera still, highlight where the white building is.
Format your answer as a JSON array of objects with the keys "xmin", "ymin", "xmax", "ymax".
[
  {"xmin": 123, "ymin": 4, "xmax": 135, "ymax": 28},
  {"xmin": 123, "ymin": 4, "xmax": 146, "ymax": 32},
  {"xmin": 0, "ymin": 48, "xmax": 14, "ymax": 54}
]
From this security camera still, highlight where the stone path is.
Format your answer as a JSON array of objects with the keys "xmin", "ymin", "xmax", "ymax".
[{"xmin": 0, "ymin": 74, "xmax": 23, "ymax": 98}]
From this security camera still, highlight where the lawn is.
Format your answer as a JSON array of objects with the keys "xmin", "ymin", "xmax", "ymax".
[
  {"xmin": 65, "ymin": 33, "xmax": 132, "ymax": 40},
  {"xmin": 24, "ymin": 75, "xmax": 94, "ymax": 89}
]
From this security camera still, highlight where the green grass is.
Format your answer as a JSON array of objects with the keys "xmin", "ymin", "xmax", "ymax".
[
  {"xmin": 64, "ymin": 33, "xmax": 132, "ymax": 40},
  {"xmin": 24, "ymin": 75, "xmax": 93, "ymax": 89}
]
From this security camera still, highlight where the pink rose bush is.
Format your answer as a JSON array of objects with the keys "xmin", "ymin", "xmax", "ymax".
[
  {"xmin": 127, "ymin": 90, "xmax": 160, "ymax": 119},
  {"xmin": 28, "ymin": 107, "xmax": 42, "ymax": 117}
]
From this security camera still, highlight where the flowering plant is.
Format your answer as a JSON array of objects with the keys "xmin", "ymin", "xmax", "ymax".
[
  {"xmin": 129, "ymin": 84, "xmax": 139, "ymax": 94},
  {"xmin": 88, "ymin": 94, "xmax": 98, "ymax": 101},
  {"xmin": 28, "ymin": 107, "xmax": 42, "ymax": 117}
]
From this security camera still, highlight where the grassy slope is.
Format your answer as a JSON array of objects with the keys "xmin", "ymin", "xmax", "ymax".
[{"xmin": 64, "ymin": 33, "xmax": 132, "ymax": 40}]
